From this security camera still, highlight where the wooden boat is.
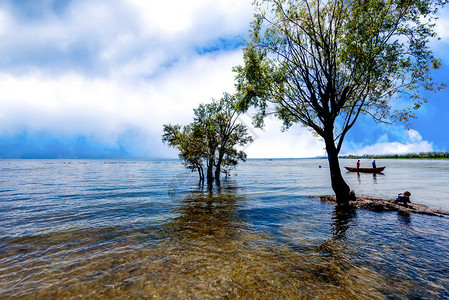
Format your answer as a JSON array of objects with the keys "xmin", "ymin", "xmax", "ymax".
[{"xmin": 344, "ymin": 166, "xmax": 386, "ymax": 173}]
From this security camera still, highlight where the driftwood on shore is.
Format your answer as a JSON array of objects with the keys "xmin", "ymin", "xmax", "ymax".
[{"xmin": 315, "ymin": 195, "xmax": 449, "ymax": 217}]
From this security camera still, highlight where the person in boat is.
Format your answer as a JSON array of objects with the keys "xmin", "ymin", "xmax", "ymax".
[
  {"xmin": 356, "ymin": 160, "xmax": 360, "ymax": 169},
  {"xmin": 395, "ymin": 191, "xmax": 411, "ymax": 207},
  {"xmin": 372, "ymin": 160, "xmax": 376, "ymax": 168}
]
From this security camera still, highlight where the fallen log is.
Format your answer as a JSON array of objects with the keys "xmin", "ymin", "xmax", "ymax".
[{"xmin": 314, "ymin": 195, "xmax": 449, "ymax": 217}]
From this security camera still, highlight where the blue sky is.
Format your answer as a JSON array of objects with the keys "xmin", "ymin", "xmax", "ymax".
[{"xmin": 0, "ymin": 0, "xmax": 448, "ymax": 159}]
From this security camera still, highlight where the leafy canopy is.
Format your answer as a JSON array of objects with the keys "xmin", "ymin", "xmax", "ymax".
[
  {"xmin": 234, "ymin": 0, "xmax": 446, "ymax": 152},
  {"xmin": 162, "ymin": 93, "xmax": 253, "ymax": 181}
]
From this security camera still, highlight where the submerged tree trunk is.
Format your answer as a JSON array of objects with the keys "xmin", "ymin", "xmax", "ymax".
[
  {"xmin": 197, "ymin": 165, "xmax": 204, "ymax": 182},
  {"xmin": 215, "ymin": 151, "xmax": 225, "ymax": 183},
  {"xmin": 206, "ymin": 157, "xmax": 214, "ymax": 185},
  {"xmin": 324, "ymin": 136, "xmax": 352, "ymax": 206}
]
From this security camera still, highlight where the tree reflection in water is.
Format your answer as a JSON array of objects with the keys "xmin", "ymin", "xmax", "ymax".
[
  {"xmin": 314, "ymin": 205, "xmax": 364, "ymax": 288},
  {"xmin": 162, "ymin": 181, "xmax": 245, "ymax": 249},
  {"xmin": 0, "ymin": 180, "xmax": 387, "ymax": 299},
  {"xmin": 397, "ymin": 210, "xmax": 412, "ymax": 225},
  {"xmin": 332, "ymin": 205, "xmax": 357, "ymax": 240},
  {"xmin": 147, "ymin": 181, "xmax": 386, "ymax": 299}
]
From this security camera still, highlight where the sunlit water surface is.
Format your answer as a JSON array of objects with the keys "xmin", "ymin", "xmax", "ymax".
[{"xmin": 0, "ymin": 159, "xmax": 448, "ymax": 299}]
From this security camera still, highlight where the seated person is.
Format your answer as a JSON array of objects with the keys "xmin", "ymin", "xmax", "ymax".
[{"xmin": 395, "ymin": 191, "xmax": 411, "ymax": 207}]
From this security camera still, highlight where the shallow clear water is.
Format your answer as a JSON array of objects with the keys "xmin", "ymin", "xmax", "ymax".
[{"xmin": 0, "ymin": 159, "xmax": 448, "ymax": 299}]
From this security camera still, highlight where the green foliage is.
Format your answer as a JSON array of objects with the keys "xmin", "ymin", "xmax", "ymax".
[
  {"xmin": 162, "ymin": 93, "xmax": 254, "ymax": 183},
  {"xmin": 342, "ymin": 151, "xmax": 449, "ymax": 159},
  {"xmin": 234, "ymin": 0, "xmax": 446, "ymax": 153},
  {"xmin": 162, "ymin": 123, "xmax": 206, "ymax": 177},
  {"xmin": 234, "ymin": 0, "xmax": 446, "ymax": 202}
]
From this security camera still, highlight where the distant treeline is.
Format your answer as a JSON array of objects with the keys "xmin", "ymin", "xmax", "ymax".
[{"xmin": 341, "ymin": 152, "xmax": 449, "ymax": 159}]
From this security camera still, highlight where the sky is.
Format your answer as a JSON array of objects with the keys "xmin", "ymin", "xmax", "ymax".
[{"xmin": 0, "ymin": 0, "xmax": 448, "ymax": 159}]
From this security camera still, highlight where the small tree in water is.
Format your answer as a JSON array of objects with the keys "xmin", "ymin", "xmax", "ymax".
[
  {"xmin": 162, "ymin": 123, "xmax": 207, "ymax": 181},
  {"xmin": 162, "ymin": 93, "xmax": 253, "ymax": 185},
  {"xmin": 234, "ymin": 0, "xmax": 446, "ymax": 205}
]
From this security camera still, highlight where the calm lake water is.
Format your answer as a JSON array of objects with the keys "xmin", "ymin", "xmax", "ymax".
[{"xmin": 0, "ymin": 159, "xmax": 448, "ymax": 299}]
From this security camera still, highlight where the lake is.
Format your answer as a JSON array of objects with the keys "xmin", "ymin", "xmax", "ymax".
[{"xmin": 1, "ymin": 159, "xmax": 448, "ymax": 299}]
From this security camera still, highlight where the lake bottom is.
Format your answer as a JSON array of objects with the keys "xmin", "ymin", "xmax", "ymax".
[
  {"xmin": 1, "ymin": 190, "xmax": 448, "ymax": 299},
  {"xmin": 1, "ymin": 160, "xmax": 448, "ymax": 299}
]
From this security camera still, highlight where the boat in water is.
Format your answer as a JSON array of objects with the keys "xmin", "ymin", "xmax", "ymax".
[{"xmin": 345, "ymin": 166, "xmax": 386, "ymax": 173}]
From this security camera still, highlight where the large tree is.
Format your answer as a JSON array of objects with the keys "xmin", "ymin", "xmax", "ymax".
[
  {"xmin": 162, "ymin": 93, "xmax": 253, "ymax": 185},
  {"xmin": 234, "ymin": 0, "xmax": 445, "ymax": 204}
]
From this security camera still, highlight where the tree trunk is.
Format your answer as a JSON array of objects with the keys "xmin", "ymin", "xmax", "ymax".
[
  {"xmin": 215, "ymin": 151, "xmax": 224, "ymax": 182},
  {"xmin": 324, "ymin": 136, "xmax": 352, "ymax": 206},
  {"xmin": 197, "ymin": 165, "xmax": 204, "ymax": 182},
  {"xmin": 206, "ymin": 157, "xmax": 214, "ymax": 184}
]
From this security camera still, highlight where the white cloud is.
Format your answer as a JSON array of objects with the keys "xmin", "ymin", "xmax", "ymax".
[
  {"xmin": 0, "ymin": 0, "xmax": 446, "ymax": 158},
  {"xmin": 0, "ymin": 9, "xmax": 11, "ymax": 35},
  {"xmin": 127, "ymin": 0, "xmax": 252, "ymax": 37},
  {"xmin": 0, "ymin": 0, "xmax": 255, "ymax": 157},
  {"xmin": 0, "ymin": 0, "xmax": 253, "ymax": 76},
  {"xmin": 435, "ymin": 6, "xmax": 449, "ymax": 40},
  {"xmin": 343, "ymin": 129, "xmax": 434, "ymax": 156},
  {"xmin": 0, "ymin": 49, "xmax": 243, "ymax": 157},
  {"xmin": 430, "ymin": 6, "xmax": 449, "ymax": 59},
  {"xmin": 128, "ymin": 0, "xmax": 204, "ymax": 36},
  {"xmin": 242, "ymin": 117, "xmax": 325, "ymax": 158}
]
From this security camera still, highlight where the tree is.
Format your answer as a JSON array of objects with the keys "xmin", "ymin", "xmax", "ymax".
[
  {"xmin": 207, "ymin": 93, "xmax": 254, "ymax": 181},
  {"xmin": 162, "ymin": 123, "xmax": 207, "ymax": 181},
  {"xmin": 162, "ymin": 93, "xmax": 253, "ymax": 185},
  {"xmin": 234, "ymin": 0, "xmax": 446, "ymax": 204}
]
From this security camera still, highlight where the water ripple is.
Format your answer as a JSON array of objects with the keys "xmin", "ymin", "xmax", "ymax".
[{"xmin": 0, "ymin": 159, "xmax": 448, "ymax": 299}]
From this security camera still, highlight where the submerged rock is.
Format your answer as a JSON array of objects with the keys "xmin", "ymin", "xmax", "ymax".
[{"xmin": 315, "ymin": 195, "xmax": 449, "ymax": 217}]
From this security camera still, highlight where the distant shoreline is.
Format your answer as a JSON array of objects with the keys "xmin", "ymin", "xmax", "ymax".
[
  {"xmin": 1, "ymin": 152, "xmax": 448, "ymax": 160},
  {"xmin": 339, "ymin": 151, "xmax": 449, "ymax": 160}
]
